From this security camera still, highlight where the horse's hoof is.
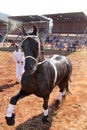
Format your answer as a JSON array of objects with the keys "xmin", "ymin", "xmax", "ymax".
[
  {"xmin": 42, "ymin": 115, "xmax": 49, "ymax": 124},
  {"xmin": 55, "ymin": 99, "xmax": 60, "ymax": 108},
  {"xmin": 5, "ymin": 113, "xmax": 15, "ymax": 126}
]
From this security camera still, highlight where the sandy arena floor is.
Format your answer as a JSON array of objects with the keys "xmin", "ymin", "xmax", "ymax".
[{"xmin": 0, "ymin": 50, "xmax": 87, "ymax": 130}]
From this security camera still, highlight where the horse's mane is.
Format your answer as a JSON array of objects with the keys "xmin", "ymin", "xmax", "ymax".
[{"xmin": 22, "ymin": 26, "xmax": 27, "ymax": 36}]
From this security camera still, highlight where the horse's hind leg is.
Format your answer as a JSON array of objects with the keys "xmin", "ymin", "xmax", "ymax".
[
  {"xmin": 5, "ymin": 88, "xmax": 27, "ymax": 125},
  {"xmin": 55, "ymin": 85, "xmax": 64, "ymax": 108},
  {"xmin": 42, "ymin": 96, "xmax": 49, "ymax": 123},
  {"xmin": 55, "ymin": 79, "xmax": 69, "ymax": 108}
]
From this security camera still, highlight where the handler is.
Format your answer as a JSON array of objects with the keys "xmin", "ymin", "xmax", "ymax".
[{"xmin": 13, "ymin": 43, "xmax": 25, "ymax": 83}]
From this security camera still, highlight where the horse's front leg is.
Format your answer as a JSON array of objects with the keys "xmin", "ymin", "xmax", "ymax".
[
  {"xmin": 42, "ymin": 96, "xmax": 49, "ymax": 123},
  {"xmin": 5, "ymin": 88, "xmax": 27, "ymax": 126}
]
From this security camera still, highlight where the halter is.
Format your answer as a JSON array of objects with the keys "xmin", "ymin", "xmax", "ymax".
[
  {"xmin": 25, "ymin": 56, "xmax": 38, "ymax": 62},
  {"xmin": 21, "ymin": 35, "xmax": 45, "ymax": 66}
]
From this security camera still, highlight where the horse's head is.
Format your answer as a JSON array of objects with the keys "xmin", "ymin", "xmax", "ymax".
[{"xmin": 21, "ymin": 36, "xmax": 43, "ymax": 74}]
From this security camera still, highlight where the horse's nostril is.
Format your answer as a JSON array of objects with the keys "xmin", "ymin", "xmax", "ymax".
[
  {"xmin": 30, "ymin": 66, "xmax": 33, "ymax": 70},
  {"xmin": 24, "ymin": 64, "xmax": 34, "ymax": 74},
  {"xmin": 25, "ymin": 64, "xmax": 33, "ymax": 71}
]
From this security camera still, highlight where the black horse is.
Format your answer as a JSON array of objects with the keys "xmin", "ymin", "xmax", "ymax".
[{"xmin": 5, "ymin": 36, "xmax": 72, "ymax": 125}]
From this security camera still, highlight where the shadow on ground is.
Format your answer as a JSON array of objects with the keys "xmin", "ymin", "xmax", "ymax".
[
  {"xmin": 0, "ymin": 82, "xmax": 19, "ymax": 92},
  {"xmin": 0, "ymin": 47, "xmax": 74, "ymax": 56},
  {"xmin": 15, "ymin": 102, "xmax": 59, "ymax": 130},
  {"xmin": 44, "ymin": 49, "xmax": 74, "ymax": 56}
]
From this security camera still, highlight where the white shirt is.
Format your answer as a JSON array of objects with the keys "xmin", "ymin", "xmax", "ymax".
[{"xmin": 13, "ymin": 49, "xmax": 25, "ymax": 63}]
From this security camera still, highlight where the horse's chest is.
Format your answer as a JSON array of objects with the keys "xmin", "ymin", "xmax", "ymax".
[{"xmin": 21, "ymin": 73, "xmax": 43, "ymax": 93}]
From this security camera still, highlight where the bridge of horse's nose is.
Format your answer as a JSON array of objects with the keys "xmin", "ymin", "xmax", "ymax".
[
  {"xmin": 28, "ymin": 64, "xmax": 34, "ymax": 71},
  {"xmin": 24, "ymin": 58, "xmax": 37, "ymax": 73}
]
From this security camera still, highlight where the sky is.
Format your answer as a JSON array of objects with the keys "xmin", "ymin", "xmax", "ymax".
[{"xmin": 0, "ymin": 0, "xmax": 87, "ymax": 16}]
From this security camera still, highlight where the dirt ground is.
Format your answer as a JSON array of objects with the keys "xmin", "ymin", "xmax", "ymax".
[{"xmin": 0, "ymin": 50, "xmax": 87, "ymax": 130}]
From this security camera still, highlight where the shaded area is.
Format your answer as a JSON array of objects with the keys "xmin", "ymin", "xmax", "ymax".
[
  {"xmin": 0, "ymin": 82, "xmax": 19, "ymax": 92},
  {"xmin": 16, "ymin": 102, "xmax": 59, "ymax": 130},
  {"xmin": 0, "ymin": 47, "xmax": 73, "ymax": 56},
  {"xmin": 0, "ymin": 47, "xmax": 14, "ymax": 52},
  {"xmin": 44, "ymin": 49, "xmax": 73, "ymax": 56},
  {"xmin": 16, "ymin": 113, "xmax": 51, "ymax": 130},
  {"xmin": 15, "ymin": 97, "xmax": 66, "ymax": 130}
]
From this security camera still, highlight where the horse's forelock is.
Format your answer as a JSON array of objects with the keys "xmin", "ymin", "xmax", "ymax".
[{"xmin": 21, "ymin": 37, "xmax": 34, "ymax": 48}]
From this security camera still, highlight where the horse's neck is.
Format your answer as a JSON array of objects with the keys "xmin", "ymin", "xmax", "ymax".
[
  {"xmin": 38, "ymin": 52, "xmax": 45, "ymax": 62},
  {"xmin": 38, "ymin": 42, "xmax": 45, "ymax": 62}
]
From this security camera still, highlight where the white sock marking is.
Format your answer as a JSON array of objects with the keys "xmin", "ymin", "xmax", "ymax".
[
  {"xmin": 6, "ymin": 104, "xmax": 14, "ymax": 117},
  {"xmin": 43, "ymin": 109, "xmax": 48, "ymax": 116},
  {"xmin": 57, "ymin": 92, "xmax": 63, "ymax": 101}
]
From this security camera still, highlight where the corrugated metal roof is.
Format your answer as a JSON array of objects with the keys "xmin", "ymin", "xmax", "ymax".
[
  {"xmin": 44, "ymin": 12, "xmax": 87, "ymax": 21},
  {"xmin": 0, "ymin": 12, "xmax": 9, "ymax": 23},
  {"xmin": 9, "ymin": 15, "xmax": 49, "ymax": 23}
]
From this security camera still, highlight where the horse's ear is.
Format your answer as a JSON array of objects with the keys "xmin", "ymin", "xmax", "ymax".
[
  {"xmin": 33, "ymin": 25, "xmax": 38, "ymax": 35},
  {"xmin": 22, "ymin": 26, "xmax": 27, "ymax": 36}
]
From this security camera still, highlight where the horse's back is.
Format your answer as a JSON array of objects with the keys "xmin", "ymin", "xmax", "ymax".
[
  {"xmin": 49, "ymin": 54, "xmax": 69, "ymax": 64},
  {"xmin": 49, "ymin": 54, "xmax": 72, "ymax": 81}
]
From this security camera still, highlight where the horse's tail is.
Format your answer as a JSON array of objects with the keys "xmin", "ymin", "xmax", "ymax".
[
  {"xmin": 65, "ymin": 82, "xmax": 72, "ymax": 94},
  {"xmin": 65, "ymin": 60, "xmax": 72, "ymax": 94}
]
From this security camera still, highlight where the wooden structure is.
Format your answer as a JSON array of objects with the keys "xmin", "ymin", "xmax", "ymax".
[
  {"xmin": 8, "ymin": 12, "xmax": 87, "ymax": 44},
  {"xmin": 0, "ymin": 19, "xmax": 8, "ymax": 34},
  {"xmin": 44, "ymin": 12, "xmax": 87, "ymax": 35},
  {"xmin": 0, "ymin": 12, "xmax": 8, "ymax": 35},
  {"xmin": 0, "ymin": 19, "xmax": 8, "ymax": 42},
  {"xmin": 9, "ymin": 15, "xmax": 49, "ymax": 42}
]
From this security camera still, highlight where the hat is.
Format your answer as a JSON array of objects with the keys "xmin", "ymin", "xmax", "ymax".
[{"xmin": 15, "ymin": 43, "xmax": 19, "ymax": 47}]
